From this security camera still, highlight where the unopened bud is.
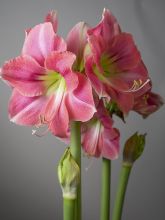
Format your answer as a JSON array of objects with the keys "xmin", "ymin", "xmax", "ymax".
[
  {"xmin": 123, "ymin": 132, "xmax": 146, "ymax": 166},
  {"xmin": 58, "ymin": 148, "xmax": 80, "ymax": 199}
]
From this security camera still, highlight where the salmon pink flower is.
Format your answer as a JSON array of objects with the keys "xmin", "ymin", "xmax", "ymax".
[
  {"xmin": 1, "ymin": 21, "xmax": 96, "ymax": 138},
  {"xmin": 82, "ymin": 100, "xmax": 120, "ymax": 160}
]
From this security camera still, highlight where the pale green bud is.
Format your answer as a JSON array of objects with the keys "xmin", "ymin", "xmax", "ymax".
[{"xmin": 58, "ymin": 148, "xmax": 80, "ymax": 199}]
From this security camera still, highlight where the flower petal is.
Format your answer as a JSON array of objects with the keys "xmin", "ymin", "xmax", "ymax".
[
  {"xmin": 45, "ymin": 51, "xmax": 78, "ymax": 91},
  {"xmin": 107, "ymin": 33, "xmax": 141, "ymax": 72},
  {"xmin": 66, "ymin": 73, "xmax": 96, "ymax": 122},
  {"xmin": 22, "ymin": 23, "xmax": 66, "ymax": 65},
  {"xmin": 85, "ymin": 55, "xmax": 108, "ymax": 98},
  {"xmin": 45, "ymin": 10, "xmax": 58, "ymax": 32},
  {"xmin": 82, "ymin": 119, "xmax": 102, "ymax": 157},
  {"xmin": 101, "ymin": 128, "xmax": 120, "ymax": 160},
  {"xmin": 49, "ymin": 99, "xmax": 70, "ymax": 138},
  {"xmin": 133, "ymin": 92, "xmax": 164, "ymax": 118},
  {"xmin": 45, "ymin": 51, "xmax": 76, "ymax": 74},
  {"xmin": 2, "ymin": 55, "xmax": 46, "ymax": 97},
  {"xmin": 106, "ymin": 86, "xmax": 134, "ymax": 113},
  {"xmin": 88, "ymin": 8, "xmax": 121, "ymax": 42},
  {"xmin": 66, "ymin": 22, "xmax": 89, "ymax": 70},
  {"xmin": 9, "ymin": 89, "xmax": 47, "ymax": 126}
]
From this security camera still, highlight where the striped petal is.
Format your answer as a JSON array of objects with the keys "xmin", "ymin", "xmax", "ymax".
[
  {"xmin": 9, "ymin": 89, "xmax": 47, "ymax": 126},
  {"xmin": 66, "ymin": 73, "xmax": 96, "ymax": 122},
  {"xmin": 1, "ymin": 55, "xmax": 45, "ymax": 97},
  {"xmin": 22, "ymin": 23, "xmax": 66, "ymax": 65}
]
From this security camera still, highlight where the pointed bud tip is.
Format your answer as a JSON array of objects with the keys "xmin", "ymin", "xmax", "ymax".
[{"xmin": 123, "ymin": 132, "xmax": 146, "ymax": 165}]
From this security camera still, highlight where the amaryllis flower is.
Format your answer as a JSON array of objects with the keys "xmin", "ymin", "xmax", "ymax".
[
  {"xmin": 133, "ymin": 91, "xmax": 163, "ymax": 118},
  {"xmin": 82, "ymin": 100, "xmax": 120, "ymax": 160},
  {"xmin": 1, "ymin": 18, "xmax": 96, "ymax": 138},
  {"xmin": 85, "ymin": 9, "xmax": 150, "ymax": 113},
  {"xmin": 66, "ymin": 22, "xmax": 89, "ymax": 72}
]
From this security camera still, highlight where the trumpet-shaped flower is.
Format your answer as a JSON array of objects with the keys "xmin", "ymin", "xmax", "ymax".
[
  {"xmin": 85, "ymin": 9, "xmax": 150, "ymax": 113},
  {"xmin": 82, "ymin": 100, "xmax": 120, "ymax": 160},
  {"xmin": 1, "ymin": 21, "xmax": 96, "ymax": 138}
]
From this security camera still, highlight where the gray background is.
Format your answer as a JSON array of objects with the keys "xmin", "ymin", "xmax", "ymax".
[{"xmin": 0, "ymin": 0, "xmax": 164, "ymax": 219}]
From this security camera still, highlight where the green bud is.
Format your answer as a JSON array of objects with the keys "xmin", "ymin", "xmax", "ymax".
[
  {"xmin": 58, "ymin": 148, "xmax": 80, "ymax": 199},
  {"xmin": 123, "ymin": 132, "xmax": 146, "ymax": 166}
]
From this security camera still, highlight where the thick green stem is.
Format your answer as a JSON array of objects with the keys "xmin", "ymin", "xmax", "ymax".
[
  {"xmin": 100, "ymin": 158, "xmax": 111, "ymax": 220},
  {"xmin": 63, "ymin": 198, "xmax": 75, "ymax": 220},
  {"xmin": 70, "ymin": 121, "xmax": 81, "ymax": 220},
  {"xmin": 112, "ymin": 164, "xmax": 132, "ymax": 220}
]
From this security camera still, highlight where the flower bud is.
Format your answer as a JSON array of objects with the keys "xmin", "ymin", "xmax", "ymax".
[
  {"xmin": 58, "ymin": 148, "xmax": 80, "ymax": 199},
  {"xmin": 123, "ymin": 132, "xmax": 146, "ymax": 166}
]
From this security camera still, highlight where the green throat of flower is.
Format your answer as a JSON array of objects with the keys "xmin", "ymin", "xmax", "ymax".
[
  {"xmin": 93, "ymin": 54, "xmax": 117, "ymax": 83},
  {"xmin": 40, "ymin": 71, "xmax": 66, "ymax": 96}
]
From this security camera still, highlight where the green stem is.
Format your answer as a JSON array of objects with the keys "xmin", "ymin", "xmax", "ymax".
[
  {"xmin": 100, "ymin": 158, "xmax": 111, "ymax": 220},
  {"xmin": 112, "ymin": 164, "xmax": 132, "ymax": 220},
  {"xmin": 70, "ymin": 121, "xmax": 81, "ymax": 220},
  {"xmin": 63, "ymin": 198, "xmax": 75, "ymax": 220}
]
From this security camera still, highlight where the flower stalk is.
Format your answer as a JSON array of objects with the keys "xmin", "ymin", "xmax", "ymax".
[
  {"xmin": 70, "ymin": 121, "xmax": 81, "ymax": 220},
  {"xmin": 63, "ymin": 198, "xmax": 76, "ymax": 220},
  {"xmin": 112, "ymin": 163, "xmax": 132, "ymax": 220},
  {"xmin": 100, "ymin": 158, "xmax": 111, "ymax": 220},
  {"xmin": 112, "ymin": 132, "xmax": 146, "ymax": 220}
]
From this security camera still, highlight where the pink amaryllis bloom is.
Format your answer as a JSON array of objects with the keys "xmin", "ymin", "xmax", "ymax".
[
  {"xmin": 85, "ymin": 9, "xmax": 150, "ymax": 113},
  {"xmin": 1, "ymin": 16, "xmax": 96, "ymax": 138},
  {"xmin": 82, "ymin": 100, "xmax": 120, "ymax": 160},
  {"xmin": 133, "ymin": 91, "xmax": 163, "ymax": 118},
  {"xmin": 66, "ymin": 22, "xmax": 89, "ymax": 72}
]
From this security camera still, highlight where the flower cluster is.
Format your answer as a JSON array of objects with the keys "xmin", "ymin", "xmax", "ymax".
[{"xmin": 1, "ymin": 9, "xmax": 163, "ymax": 160}]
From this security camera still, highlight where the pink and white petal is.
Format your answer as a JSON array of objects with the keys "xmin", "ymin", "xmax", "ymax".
[
  {"xmin": 82, "ymin": 120, "xmax": 102, "ymax": 157},
  {"xmin": 109, "ymin": 33, "xmax": 141, "ymax": 71},
  {"xmin": 85, "ymin": 56, "xmax": 108, "ymax": 98},
  {"xmin": 64, "ymin": 69, "xmax": 78, "ymax": 92},
  {"xmin": 49, "ymin": 99, "xmax": 70, "ymax": 138},
  {"xmin": 45, "ymin": 51, "xmax": 76, "ymax": 74},
  {"xmin": 43, "ymin": 80, "xmax": 66, "ymax": 122},
  {"xmin": 66, "ymin": 22, "xmax": 89, "ymax": 65},
  {"xmin": 45, "ymin": 10, "xmax": 58, "ymax": 33},
  {"xmin": 9, "ymin": 89, "xmax": 47, "ymax": 126},
  {"xmin": 2, "ymin": 55, "xmax": 46, "ymax": 96},
  {"xmin": 65, "ymin": 73, "xmax": 96, "ymax": 122},
  {"xmin": 88, "ymin": 8, "xmax": 120, "ymax": 42},
  {"xmin": 101, "ymin": 128, "xmax": 120, "ymax": 160},
  {"xmin": 22, "ymin": 23, "xmax": 66, "ymax": 65}
]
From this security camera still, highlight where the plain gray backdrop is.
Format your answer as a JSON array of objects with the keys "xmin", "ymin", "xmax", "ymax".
[{"xmin": 0, "ymin": 0, "xmax": 164, "ymax": 219}]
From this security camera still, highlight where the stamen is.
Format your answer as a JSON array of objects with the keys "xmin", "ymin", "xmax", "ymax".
[
  {"xmin": 32, "ymin": 114, "xmax": 50, "ymax": 137},
  {"xmin": 32, "ymin": 126, "xmax": 49, "ymax": 137},
  {"xmin": 124, "ymin": 78, "xmax": 150, "ymax": 93}
]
